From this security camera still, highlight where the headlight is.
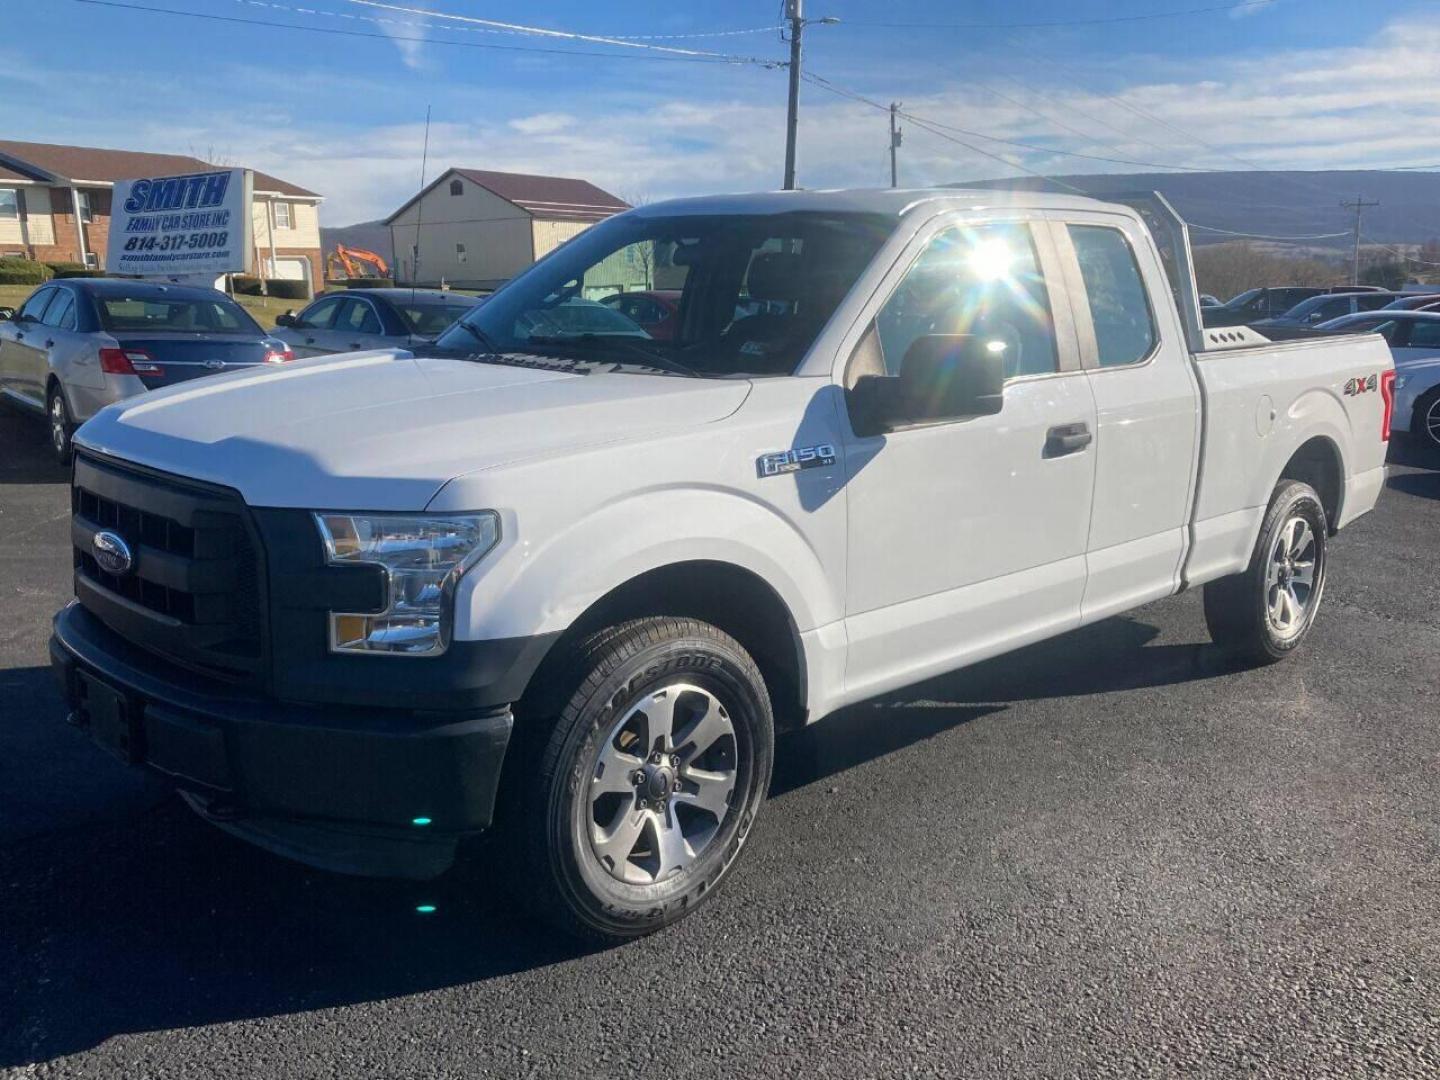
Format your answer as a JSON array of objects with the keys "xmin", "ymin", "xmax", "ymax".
[{"xmin": 314, "ymin": 512, "xmax": 500, "ymax": 656}]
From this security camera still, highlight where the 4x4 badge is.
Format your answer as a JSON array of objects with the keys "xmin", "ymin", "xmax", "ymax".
[{"xmin": 1344, "ymin": 373, "xmax": 1379, "ymax": 396}]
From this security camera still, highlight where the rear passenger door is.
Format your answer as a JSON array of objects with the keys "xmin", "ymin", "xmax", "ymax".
[
  {"xmin": 0, "ymin": 286, "xmax": 58, "ymax": 404},
  {"xmin": 330, "ymin": 296, "xmax": 391, "ymax": 353},
  {"xmin": 1050, "ymin": 214, "xmax": 1200, "ymax": 622}
]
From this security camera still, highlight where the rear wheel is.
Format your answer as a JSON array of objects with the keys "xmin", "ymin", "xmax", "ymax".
[
  {"xmin": 1414, "ymin": 387, "xmax": 1440, "ymax": 450},
  {"xmin": 1203, "ymin": 480, "xmax": 1328, "ymax": 664},
  {"xmin": 513, "ymin": 617, "xmax": 774, "ymax": 942},
  {"xmin": 47, "ymin": 384, "xmax": 74, "ymax": 466}
]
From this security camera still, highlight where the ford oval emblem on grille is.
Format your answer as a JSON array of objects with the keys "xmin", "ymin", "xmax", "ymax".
[
  {"xmin": 92, "ymin": 531, "xmax": 134, "ymax": 576},
  {"xmin": 204, "ymin": 359, "xmax": 225, "ymax": 371}
]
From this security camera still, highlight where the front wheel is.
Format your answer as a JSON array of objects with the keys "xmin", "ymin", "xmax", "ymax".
[
  {"xmin": 1203, "ymin": 480, "xmax": 1328, "ymax": 664},
  {"xmin": 515, "ymin": 617, "xmax": 774, "ymax": 942},
  {"xmin": 47, "ymin": 384, "xmax": 75, "ymax": 466}
]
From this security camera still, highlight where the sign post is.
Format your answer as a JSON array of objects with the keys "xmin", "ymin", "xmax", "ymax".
[{"xmin": 106, "ymin": 168, "xmax": 253, "ymax": 285}]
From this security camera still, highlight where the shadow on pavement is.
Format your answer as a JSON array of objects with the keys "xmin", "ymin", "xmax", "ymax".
[
  {"xmin": 1386, "ymin": 435, "xmax": 1440, "ymax": 472},
  {"xmin": 0, "ymin": 404, "xmax": 68, "ymax": 486},
  {"xmin": 2, "ymin": 613, "xmax": 1236, "ymax": 1066}
]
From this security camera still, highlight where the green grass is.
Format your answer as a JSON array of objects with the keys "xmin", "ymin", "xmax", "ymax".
[{"xmin": 0, "ymin": 282, "xmax": 302, "ymax": 327}]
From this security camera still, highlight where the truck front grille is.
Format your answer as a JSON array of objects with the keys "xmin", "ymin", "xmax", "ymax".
[{"xmin": 71, "ymin": 453, "xmax": 267, "ymax": 684}]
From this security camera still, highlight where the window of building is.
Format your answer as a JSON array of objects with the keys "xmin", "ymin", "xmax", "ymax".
[
  {"xmin": 0, "ymin": 189, "xmax": 17, "ymax": 219},
  {"xmin": 875, "ymin": 223, "xmax": 1058, "ymax": 380},
  {"xmin": 273, "ymin": 201, "xmax": 292, "ymax": 230},
  {"xmin": 456, "ymin": 242, "xmax": 467, "ymax": 263},
  {"xmin": 1068, "ymin": 225, "xmax": 1158, "ymax": 367},
  {"xmin": 449, "ymin": 178, "xmax": 464, "ymax": 196},
  {"xmin": 84, "ymin": 252, "xmax": 99, "ymax": 268},
  {"xmin": 77, "ymin": 191, "xmax": 93, "ymax": 223}
]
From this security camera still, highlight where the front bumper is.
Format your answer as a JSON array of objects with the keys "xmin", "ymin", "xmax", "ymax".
[{"xmin": 51, "ymin": 602, "xmax": 515, "ymax": 879}]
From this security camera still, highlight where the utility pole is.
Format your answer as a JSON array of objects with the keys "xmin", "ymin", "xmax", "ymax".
[
  {"xmin": 783, "ymin": 0, "xmax": 804, "ymax": 190},
  {"xmin": 1342, "ymin": 195, "xmax": 1380, "ymax": 285},
  {"xmin": 889, "ymin": 102, "xmax": 902, "ymax": 188},
  {"xmin": 781, "ymin": 1, "xmax": 837, "ymax": 190}
]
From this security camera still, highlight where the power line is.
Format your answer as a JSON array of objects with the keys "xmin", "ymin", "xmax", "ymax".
[
  {"xmin": 67, "ymin": 0, "xmax": 781, "ymax": 64},
  {"xmin": 844, "ymin": 0, "xmax": 1287, "ymax": 30},
  {"xmin": 336, "ymin": 0, "xmax": 764, "ymax": 60},
  {"xmin": 1189, "ymin": 224, "xmax": 1351, "ymax": 241},
  {"xmin": 801, "ymin": 73, "xmax": 1087, "ymax": 193},
  {"xmin": 805, "ymin": 71, "xmax": 1212, "ymax": 173}
]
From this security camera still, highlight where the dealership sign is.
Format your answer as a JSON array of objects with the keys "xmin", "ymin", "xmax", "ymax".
[{"xmin": 107, "ymin": 168, "xmax": 254, "ymax": 278}]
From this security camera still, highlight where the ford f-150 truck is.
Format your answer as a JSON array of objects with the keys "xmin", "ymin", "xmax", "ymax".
[{"xmin": 50, "ymin": 189, "xmax": 1393, "ymax": 941}]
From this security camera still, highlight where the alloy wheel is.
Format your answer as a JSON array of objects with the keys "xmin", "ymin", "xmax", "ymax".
[
  {"xmin": 1265, "ymin": 515, "xmax": 1319, "ymax": 638},
  {"xmin": 587, "ymin": 682, "xmax": 738, "ymax": 886}
]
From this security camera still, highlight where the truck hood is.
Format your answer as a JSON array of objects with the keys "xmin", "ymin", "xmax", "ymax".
[{"xmin": 76, "ymin": 349, "xmax": 752, "ymax": 510}]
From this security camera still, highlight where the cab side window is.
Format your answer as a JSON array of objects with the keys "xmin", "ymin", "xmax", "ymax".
[
  {"xmin": 1068, "ymin": 225, "xmax": 1157, "ymax": 367},
  {"xmin": 874, "ymin": 223, "xmax": 1058, "ymax": 380},
  {"xmin": 1406, "ymin": 321, "xmax": 1440, "ymax": 349},
  {"xmin": 339, "ymin": 298, "xmax": 383, "ymax": 335},
  {"xmin": 42, "ymin": 290, "xmax": 77, "ymax": 331},
  {"xmin": 17, "ymin": 287, "xmax": 56, "ymax": 323},
  {"xmin": 297, "ymin": 296, "xmax": 343, "ymax": 330}
]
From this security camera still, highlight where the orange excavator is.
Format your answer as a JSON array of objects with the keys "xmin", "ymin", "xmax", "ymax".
[{"xmin": 326, "ymin": 243, "xmax": 390, "ymax": 280}]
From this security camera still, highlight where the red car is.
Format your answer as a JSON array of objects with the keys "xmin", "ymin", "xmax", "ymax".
[{"xmin": 600, "ymin": 289, "xmax": 681, "ymax": 342}]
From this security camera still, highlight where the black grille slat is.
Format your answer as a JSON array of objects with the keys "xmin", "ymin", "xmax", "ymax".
[{"xmin": 70, "ymin": 454, "xmax": 266, "ymax": 684}]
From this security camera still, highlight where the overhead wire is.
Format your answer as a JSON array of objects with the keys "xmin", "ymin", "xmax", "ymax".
[{"xmin": 68, "ymin": 0, "xmax": 782, "ymax": 64}]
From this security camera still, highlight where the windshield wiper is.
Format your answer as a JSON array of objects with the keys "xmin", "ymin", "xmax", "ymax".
[
  {"xmin": 526, "ymin": 334, "xmax": 703, "ymax": 378},
  {"xmin": 451, "ymin": 320, "xmax": 500, "ymax": 353}
]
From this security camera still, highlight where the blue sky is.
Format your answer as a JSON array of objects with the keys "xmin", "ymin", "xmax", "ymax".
[{"xmin": 3, "ymin": 0, "xmax": 1439, "ymax": 224}]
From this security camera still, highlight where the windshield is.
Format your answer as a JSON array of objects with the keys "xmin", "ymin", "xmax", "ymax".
[
  {"xmin": 1226, "ymin": 288, "xmax": 1262, "ymax": 308},
  {"xmin": 97, "ymin": 295, "xmax": 259, "ymax": 334},
  {"xmin": 435, "ymin": 211, "xmax": 895, "ymax": 377},
  {"xmin": 398, "ymin": 299, "xmax": 479, "ymax": 336}
]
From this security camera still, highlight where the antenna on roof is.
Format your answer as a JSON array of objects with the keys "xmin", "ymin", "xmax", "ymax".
[{"xmin": 409, "ymin": 105, "xmax": 432, "ymax": 316}]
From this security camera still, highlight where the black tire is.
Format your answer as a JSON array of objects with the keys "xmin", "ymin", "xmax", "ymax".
[
  {"xmin": 1203, "ymin": 479, "xmax": 1328, "ymax": 665},
  {"xmin": 512, "ymin": 617, "xmax": 774, "ymax": 942},
  {"xmin": 1413, "ymin": 386, "xmax": 1440, "ymax": 450},
  {"xmin": 46, "ymin": 383, "xmax": 75, "ymax": 466}
]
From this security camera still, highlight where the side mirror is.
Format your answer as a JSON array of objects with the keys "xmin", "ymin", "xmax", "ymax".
[
  {"xmin": 850, "ymin": 334, "xmax": 1006, "ymax": 435},
  {"xmin": 897, "ymin": 333, "xmax": 1006, "ymax": 420},
  {"xmin": 275, "ymin": 312, "xmax": 298, "ymax": 328}
]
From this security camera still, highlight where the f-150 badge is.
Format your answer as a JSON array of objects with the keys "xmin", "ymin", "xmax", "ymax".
[
  {"xmin": 1344, "ymin": 373, "xmax": 1379, "ymax": 396},
  {"xmin": 757, "ymin": 444, "xmax": 837, "ymax": 478}
]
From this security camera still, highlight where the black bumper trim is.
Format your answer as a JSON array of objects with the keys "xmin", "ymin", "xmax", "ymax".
[{"xmin": 52, "ymin": 603, "xmax": 521, "ymax": 850}]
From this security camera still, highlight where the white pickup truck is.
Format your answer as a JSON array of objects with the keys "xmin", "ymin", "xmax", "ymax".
[{"xmin": 52, "ymin": 189, "xmax": 1393, "ymax": 940}]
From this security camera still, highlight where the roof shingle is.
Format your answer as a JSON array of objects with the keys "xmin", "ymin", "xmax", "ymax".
[{"xmin": 0, "ymin": 140, "xmax": 319, "ymax": 197}]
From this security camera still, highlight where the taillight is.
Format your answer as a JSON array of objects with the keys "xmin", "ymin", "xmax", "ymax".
[
  {"xmin": 99, "ymin": 347, "xmax": 162, "ymax": 376},
  {"xmin": 1380, "ymin": 368, "xmax": 1396, "ymax": 442},
  {"xmin": 263, "ymin": 345, "xmax": 295, "ymax": 364}
]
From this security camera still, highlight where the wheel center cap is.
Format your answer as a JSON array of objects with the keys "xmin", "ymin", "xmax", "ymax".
[{"xmin": 645, "ymin": 767, "xmax": 674, "ymax": 800}]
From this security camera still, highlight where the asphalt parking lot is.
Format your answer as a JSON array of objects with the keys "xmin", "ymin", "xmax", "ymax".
[{"xmin": 2, "ymin": 402, "xmax": 1438, "ymax": 1079}]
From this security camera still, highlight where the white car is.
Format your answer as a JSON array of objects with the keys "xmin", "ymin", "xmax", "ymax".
[
  {"xmin": 1317, "ymin": 310, "xmax": 1440, "ymax": 448},
  {"xmin": 52, "ymin": 189, "xmax": 1391, "ymax": 941}
]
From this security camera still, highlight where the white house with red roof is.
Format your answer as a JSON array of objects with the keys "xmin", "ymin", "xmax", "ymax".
[{"xmin": 385, "ymin": 167, "xmax": 630, "ymax": 290}]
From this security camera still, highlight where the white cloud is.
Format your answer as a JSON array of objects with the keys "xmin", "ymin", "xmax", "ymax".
[
  {"xmin": 1230, "ymin": 0, "xmax": 1279, "ymax": 18},
  {"xmin": 508, "ymin": 113, "xmax": 577, "ymax": 136}
]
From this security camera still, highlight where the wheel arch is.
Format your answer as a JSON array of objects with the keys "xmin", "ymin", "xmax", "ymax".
[
  {"xmin": 519, "ymin": 559, "xmax": 810, "ymax": 731},
  {"xmin": 1277, "ymin": 434, "xmax": 1344, "ymax": 534}
]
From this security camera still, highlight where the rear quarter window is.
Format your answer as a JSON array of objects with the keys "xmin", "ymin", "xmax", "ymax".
[{"xmin": 1068, "ymin": 225, "xmax": 1158, "ymax": 367}]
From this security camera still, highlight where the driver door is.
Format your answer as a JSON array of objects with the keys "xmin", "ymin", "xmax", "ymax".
[{"xmin": 839, "ymin": 218, "xmax": 1097, "ymax": 702}]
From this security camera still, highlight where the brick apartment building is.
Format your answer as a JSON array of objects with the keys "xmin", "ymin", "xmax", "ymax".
[{"xmin": 0, "ymin": 140, "xmax": 324, "ymax": 294}]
